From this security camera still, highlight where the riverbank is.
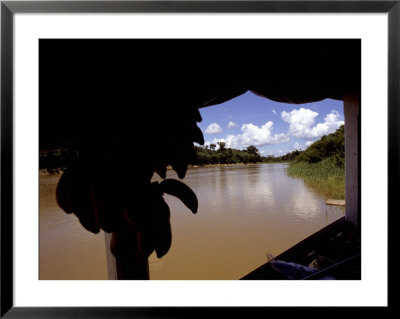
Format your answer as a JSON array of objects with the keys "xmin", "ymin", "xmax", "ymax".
[
  {"xmin": 39, "ymin": 168, "xmax": 62, "ymax": 175},
  {"xmin": 172, "ymin": 162, "xmax": 261, "ymax": 169},
  {"xmin": 39, "ymin": 162, "xmax": 263, "ymax": 176},
  {"xmin": 286, "ymin": 158, "xmax": 345, "ymax": 200}
]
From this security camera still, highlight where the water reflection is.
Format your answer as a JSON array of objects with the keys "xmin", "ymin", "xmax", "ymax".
[
  {"xmin": 39, "ymin": 163, "xmax": 344, "ymax": 280},
  {"xmin": 149, "ymin": 163, "xmax": 344, "ymax": 280},
  {"xmin": 39, "ymin": 174, "xmax": 108, "ymax": 280}
]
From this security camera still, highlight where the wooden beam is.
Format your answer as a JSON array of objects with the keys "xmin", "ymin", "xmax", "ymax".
[
  {"xmin": 325, "ymin": 199, "xmax": 345, "ymax": 207},
  {"xmin": 343, "ymin": 93, "xmax": 361, "ymax": 235}
]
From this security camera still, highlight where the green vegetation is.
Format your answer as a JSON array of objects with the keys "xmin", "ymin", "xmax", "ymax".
[
  {"xmin": 286, "ymin": 125, "xmax": 345, "ymax": 200},
  {"xmin": 193, "ymin": 142, "xmax": 263, "ymax": 165},
  {"xmin": 39, "ymin": 142, "xmax": 298, "ymax": 174},
  {"xmin": 263, "ymin": 149, "xmax": 301, "ymax": 163},
  {"xmin": 39, "ymin": 124, "xmax": 346, "ymax": 203},
  {"xmin": 296, "ymin": 124, "xmax": 345, "ymax": 168},
  {"xmin": 287, "ymin": 158, "xmax": 345, "ymax": 199},
  {"xmin": 39, "ymin": 148, "xmax": 80, "ymax": 173},
  {"xmin": 193, "ymin": 142, "xmax": 302, "ymax": 166}
]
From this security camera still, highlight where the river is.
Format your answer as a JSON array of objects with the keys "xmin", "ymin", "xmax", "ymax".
[{"xmin": 39, "ymin": 163, "xmax": 344, "ymax": 280}]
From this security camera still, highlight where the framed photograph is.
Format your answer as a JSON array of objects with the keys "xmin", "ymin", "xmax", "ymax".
[{"xmin": 1, "ymin": 0, "xmax": 396, "ymax": 317}]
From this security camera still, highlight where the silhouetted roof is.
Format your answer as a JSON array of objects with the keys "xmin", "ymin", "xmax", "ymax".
[{"xmin": 39, "ymin": 39, "xmax": 360, "ymax": 150}]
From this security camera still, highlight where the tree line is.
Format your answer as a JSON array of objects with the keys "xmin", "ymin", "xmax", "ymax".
[
  {"xmin": 39, "ymin": 142, "xmax": 293, "ymax": 173},
  {"xmin": 39, "ymin": 148, "xmax": 80, "ymax": 173},
  {"xmin": 39, "ymin": 125, "xmax": 345, "ymax": 172},
  {"xmin": 192, "ymin": 141, "xmax": 303, "ymax": 165},
  {"xmin": 295, "ymin": 124, "xmax": 345, "ymax": 167},
  {"xmin": 193, "ymin": 142, "xmax": 262, "ymax": 165},
  {"xmin": 194, "ymin": 124, "xmax": 345, "ymax": 166}
]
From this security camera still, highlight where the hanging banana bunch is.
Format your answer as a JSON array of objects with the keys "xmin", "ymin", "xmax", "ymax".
[{"xmin": 55, "ymin": 105, "xmax": 204, "ymax": 263}]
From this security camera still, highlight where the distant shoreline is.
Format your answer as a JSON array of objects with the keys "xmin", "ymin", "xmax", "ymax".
[{"xmin": 39, "ymin": 161, "xmax": 291, "ymax": 176}]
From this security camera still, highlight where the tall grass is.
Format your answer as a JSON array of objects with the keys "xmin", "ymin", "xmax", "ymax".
[{"xmin": 286, "ymin": 157, "xmax": 345, "ymax": 200}]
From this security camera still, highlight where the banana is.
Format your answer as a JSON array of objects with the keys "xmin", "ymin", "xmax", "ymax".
[
  {"xmin": 192, "ymin": 125, "xmax": 205, "ymax": 145},
  {"xmin": 167, "ymin": 140, "xmax": 197, "ymax": 179},
  {"xmin": 90, "ymin": 179, "xmax": 125, "ymax": 233},
  {"xmin": 119, "ymin": 184, "xmax": 157, "ymax": 259},
  {"xmin": 194, "ymin": 107, "xmax": 202, "ymax": 123},
  {"xmin": 89, "ymin": 156, "xmax": 128, "ymax": 233},
  {"xmin": 168, "ymin": 158, "xmax": 188, "ymax": 179},
  {"xmin": 152, "ymin": 196, "xmax": 172, "ymax": 258},
  {"xmin": 159, "ymin": 179, "xmax": 198, "ymax": 214},
  {"xmin": 119, "ymin": 183, "xmax": 173, "ymax": 259},
  {"xmin": 57, "ymin": 137, "xmax": 200, "ymax": 261},
  {"xmin": 136, "ymin": 229, "xmax": 157, "ymax": 260},
  {"xmin": 110, "ymin": 225, "xmax": 152, "ymax": 261},
  {"xmin": 154, "ymin": 162, "xmax": 167, "ymax": 179},
  {"xmin": 121, "ymin": 184, "xmax": 150, "ymax": 229},
  {"xmin": 56, "ymin": 169, "xmax": 74, "ymax": 214},
  {"xmin": 56, "ymin": 164, "xmax": 100, "ymax": 234},
  {"xmin": 75, "ymin": 206, "xmax": 101, "ymax": 234},
  {"xmin": 72, "ymin": 188, "xmax": 100, "ymax": 234}
]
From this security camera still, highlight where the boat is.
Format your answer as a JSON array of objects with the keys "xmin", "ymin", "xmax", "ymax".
[{"xmin": 241, "ymin": 217, "xmax": 361, "ymax": 280}]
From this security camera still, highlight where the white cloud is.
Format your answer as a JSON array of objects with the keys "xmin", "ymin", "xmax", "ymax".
[
  {"xmin": 305, "ymin": 141, "xmax": 315, "ymax": 147},
  {"xmin": 272, "ymin": 110, "xmax": 277, "ymax": 115},
  {"xmin": 239, "ymin": 122, "xmax": 289, "ymax": 147},
  {"xmin": 281, "ymin": 108, "xmax": 318, "ymax": 137},
  {"xmin": 227, "ymin": 121, "xmax": 237, "ymax": 128},
  {"xmin": 204, "ymin": 122, "xmax": 222, "ymax": 134},
  {"xmin": 205, "ymin": 121, "xmax": 289, "ymax": 150},
  {"xmin": 282, "ymin": 108, "xmax": 344, "ymax": 139},
  {"xmin": 208, "ymin": 134, "xmax": 238, "ymax": 150}
]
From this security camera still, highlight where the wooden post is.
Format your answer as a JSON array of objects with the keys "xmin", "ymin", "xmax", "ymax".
[
  {"xmin": 104, "ymin": 230, "xmax": 149, "ymax": 280},
  {"xmin": 343, "ymin": 93, "xmax": 361, "ymax": 236},
  {"xmin": 104, "ymin": 232, "xmax": 117, "ymax": 280}
]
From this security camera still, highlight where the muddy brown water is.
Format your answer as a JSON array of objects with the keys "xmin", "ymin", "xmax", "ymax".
[{"xmin": 39, "ymin": 163, "xmax": 344, "ymax": 280}]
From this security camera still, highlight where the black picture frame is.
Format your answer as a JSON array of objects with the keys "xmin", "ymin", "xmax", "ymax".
[{"xmin": 1, "ymin": 1, "xmax": 396, "ymax": 317}]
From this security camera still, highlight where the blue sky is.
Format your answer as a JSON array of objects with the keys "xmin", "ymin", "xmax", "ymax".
[{"xmin": 196, "ymin": 91, "xmax": 344, "ymax": 157}]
